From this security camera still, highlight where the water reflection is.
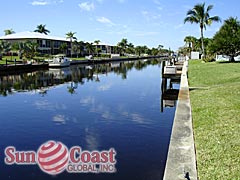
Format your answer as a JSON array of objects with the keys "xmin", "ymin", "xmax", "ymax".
[
  {"xmin": 0, "ymin": 58, "xmax": 178, "ymax": 180},
  {"xmin": 0, "ymin": 59, "xmax": 160, "ymax": 96}
]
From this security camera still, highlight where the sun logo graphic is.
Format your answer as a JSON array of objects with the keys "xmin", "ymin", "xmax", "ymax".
[
  {"xmin": 4, "ymin": 140, "xmax": 117, "ymax": 175},
  {"xmin": 37, "ymin": 141, "xmax": 69, "ymax": 175}
]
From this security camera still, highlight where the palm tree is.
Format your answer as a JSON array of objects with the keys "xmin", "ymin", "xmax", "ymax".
[
  {"xmin": 4, "ymin": 29, "xmax": 15, "ymax": 35},
  {"xmin": 0, "ymin": 41, "xmax": 4, "ymax": 60},
  {"xmin": 126, "ymin": 42, "xmax": 135, "ymax": 55},
  {"xmin": 76, "ymin": 41, "xmax": 85, "ymax": 57},
  {"xmin": 184, "ymin": 3, "xmax": 221, "ymax": 58},
  {"xmin": 66, "ymin": 31, "xmax": 77, "ymax": 58},
  {"xmin": 94, "ymin": 40, "xmax": 101, "ymax": 57},
  {"xmin": 34, "ymin": 24, "xmax": 50, "ymax": 35},
  {"xmin": 184, "ymin": 36, "xmax": 199, "ymax": 56},
  {"xmin": 12, "ymin": 42, "xmax": 25, "ymax": 59},
  {"xmin": 0, "ymin": 41, "xmax": 11, "ymax": 61},
  {"xmin": 117, "ymin": 38, "xmax": 128, "ymax": 56},
  {"xmin": 22, "ymin": 41, "xmax": 39, "ymax": 60},
  {"xmin": 59, "ymin": 43, "xmax": 68, "ymax": 55},
  {"xmin": 113, "ymin": 46, "xmax": 121, "ymax": 54},
  {"xmin": 85, "ymin": 42, "xmax": 94, "ymax": 55},
  {"xmin": 135, "ymin": 46, "xmax": 142, "ymax": 56}
]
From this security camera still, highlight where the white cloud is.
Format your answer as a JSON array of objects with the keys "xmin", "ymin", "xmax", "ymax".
[
  {"xmin": 31, "ymin": 0, "xmax": 49, "ymax": 6},
  {"xmin": 79, "ymin": 2, "xmax": 95, "ymax": 11},
  {"xmin": 53, "ymin": 114, "xmax": 66, "ymax": 124},
  {"xmin": 80, "ymin": 96, "xmax": 95, "ymax": 106},
  {"xmin": 141, "ymin": 10, "xmax": 161, "ymax": 21},
  {"xmin": 30, "ymin": 0, "xmax": 63, "ymax": 6},
  {"xmin": 97, "ymin": 17, "xmax": 115, "ymax": 26},
  {"xmin": 97, "ymin": 84, "xmax": 111, "ymax": 91}
]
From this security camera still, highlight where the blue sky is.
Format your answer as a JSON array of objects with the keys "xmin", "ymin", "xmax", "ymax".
[{"xmin": 1, "ymin": 0, "xmax": 240, "ymax": 50}]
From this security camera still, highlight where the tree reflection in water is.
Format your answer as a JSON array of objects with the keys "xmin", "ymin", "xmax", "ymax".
[{"xmin": 0, "ymin": 59, "xmax": 161, "ymax": 96}]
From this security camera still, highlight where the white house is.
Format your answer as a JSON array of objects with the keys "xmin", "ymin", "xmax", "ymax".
[{"xmin": 0, "ymin": 31, "xmax": 71, "ymax": 55}]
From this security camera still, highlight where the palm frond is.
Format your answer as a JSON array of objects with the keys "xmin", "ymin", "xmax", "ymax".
[
  {"xmin": 184, "ymin": 16, "xmax": 199, "ymax": 24},
  {"xmin": 209, "ymin": 16, "xmax": 221, "ymax": 23},
  {"xmin": 207, "ymin": 5, "xmax": 213, "ymax": 12}
]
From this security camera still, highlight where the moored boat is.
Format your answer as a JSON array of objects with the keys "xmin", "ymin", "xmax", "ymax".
[{"xmin": 48, "ymin": 54, "xmax": 71, "ymax": 68}]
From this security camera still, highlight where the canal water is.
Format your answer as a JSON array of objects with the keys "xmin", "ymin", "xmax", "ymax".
[{"xmin": 0, "ymin": 59, "xmax": 178, "ymax": 180}]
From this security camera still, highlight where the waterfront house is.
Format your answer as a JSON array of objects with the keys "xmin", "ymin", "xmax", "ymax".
[{"xmin": 0, "ymin": 31, "xmax": 71, "ymax": 55}]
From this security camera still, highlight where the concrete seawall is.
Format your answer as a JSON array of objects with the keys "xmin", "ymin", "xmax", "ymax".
[
  {"xmin": 70, "ymin": 55, "xmax": 167, "ymax": 65},
  {"xmin": 0, "ymin": 55, "xmax": 168, "ymax": 76},
  {"xmin": 0, "ymin": 64, "xmax": 48, "ymax": 76},
  {"xmin": 163, "ymin": 60, "xmax": 197, "ymax": 180}
]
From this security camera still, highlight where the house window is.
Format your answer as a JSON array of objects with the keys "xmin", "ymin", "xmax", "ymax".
[{"xmin": 42, "ymin": 40, "xmax": 46, "ymax": 47}]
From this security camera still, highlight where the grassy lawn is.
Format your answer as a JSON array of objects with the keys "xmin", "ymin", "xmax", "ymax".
[
  {"xmin": 71, "ymin": 57, "xmax": 87, "ymax": 61},
  {"xmin": 0, "ymin": 56, "xmax": 19, "ymax": 64},
  {"xmin": 188, "ymin": 60, "xmax": 240, "ymax": 180}
]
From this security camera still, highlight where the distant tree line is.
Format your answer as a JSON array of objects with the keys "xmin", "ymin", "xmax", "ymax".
[{"xmin": 0, "ymin": 24, "xmax": 173, "ymax": 60}]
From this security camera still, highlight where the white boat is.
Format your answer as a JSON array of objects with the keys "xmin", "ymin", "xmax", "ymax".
[
  {"xmin": 48, "ymin": 54, "xmax": 71, "ymax": 67},
  {"xmin": 85, "ymin": 55, "xmax": 93, "ymax": 60},
  {"xmin": 85, "ymin": 65, "xmax": 93, "ymax": 70}
]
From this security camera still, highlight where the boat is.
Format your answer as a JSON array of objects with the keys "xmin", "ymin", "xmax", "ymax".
[
  {"xmin": 85, "ymin": 55, "xmax": 94, "ymax": 60},
  {"xmin": 48, "ymin": 67, "xmax": 71, "ymax": 79},
  {"xmin": 85, "ymin": 65, "xmax": 93, "ymax": 70},
  {"xmin": 48, "ymin": 54, "xmax": 71, "ymax": 68}
]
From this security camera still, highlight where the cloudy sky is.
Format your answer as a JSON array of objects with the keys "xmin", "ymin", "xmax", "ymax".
[{"xmin": 1, "ymin": 0, "xmax": 240, "ymax": 50}]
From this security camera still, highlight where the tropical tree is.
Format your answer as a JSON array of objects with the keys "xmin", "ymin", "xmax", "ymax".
[
  {"xmin": 141, "ymin": 45, "xmax": 149, "ymax": 55},
  {"xmin": 150, "ymin": 48, "xmax": 159, "ymax": 56},
  {"xmin": 22, "ymin": 41, "xmax": 39, "ymax": 60},
  {"xmin": 85, "ymin": 42, "xmax": 94, "ymax": 55},
  {"xmin": 4, "ymin": 29, "xmax": 15, "ymax": 35},
  {"xmin": 59, "ymin": 43, "xmax": 68, "ymax": 55},
  {"xmin": 94, "ymin": 40, "xmax": 101, "ymax": 57},
  {"xmin": 158, "ymin": 44, "xmax": 163, "ymax": 51},
  {"xmin": 117, "ymin": 38, "xmax": 128, "ymax": 55},
  {"xmin": 126, "ymin": 42, "xmax": 135, "ymax": 55},
  {"xmin": 11, "ymin": 42, "xmax": 25, "ymax": 59},
  {"xmin": 184, "ymin": 36, "xmax": 198, "ymax": 50},
  {"xmin": 34, "ymin": 24, "xmax": 50, "ymax": 35},
  {"xmin": 113, "ymin": 46, "xmax": 121, "ymax": 54},
  {"xmin": 77, "ymin": 41, "xmax": 85, "ymax": 57},
  {"xmin": 66, "ymin": 31, "xmax": 77, "ymax": 57},
  {"xmin": 184, "ymin": 3, "xmax": 221, "ymax": 58},
  {"xmin": 0, "ymin": 41, "xmax": 11, "ymax": 60},
  {"xmin": 209, "ymin": 17, "xmax": 240, "ymax": 62},
  {"xmin": 72, "ymin": 41, "xmax": 79, "ymax": 58},
  {"xmin": 135, "ymin": 46, "xmax": 143, "ymax": 56},
  {"xmin": 0, "ymin": 41, "xmax": 3, "ymax": 60},
  {"xmin": 66, "ymin": 31, "xmax": 77, "ymax": 41}
]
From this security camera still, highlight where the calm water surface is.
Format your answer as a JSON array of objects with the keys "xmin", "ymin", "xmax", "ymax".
[{"xmin": 0, "ymin": 59, "xmax": 178, "ymax": 180}]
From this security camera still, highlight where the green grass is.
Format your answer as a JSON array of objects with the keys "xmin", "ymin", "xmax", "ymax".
[
  {"xmin": 0, "ymin": 56, "xmax": 20, "ymax": 64},
  {"xmin": 71, "ymin": 57, "xmax": 87, "ymax": 61},
  {"xmin": 2, "ymin": 56, "xmax": 20, "ymax": 60},
  {"xmin": 188, "ymin": 60, "xmax": 240, "ymax": 180}
]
